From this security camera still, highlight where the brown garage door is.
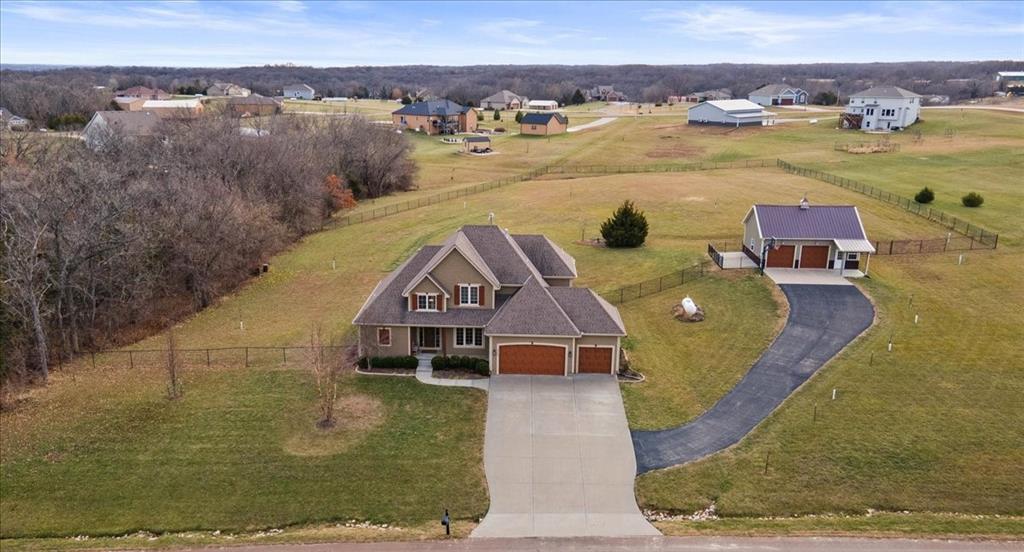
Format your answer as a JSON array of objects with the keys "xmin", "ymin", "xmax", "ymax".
[
  {"xmin": 781, "ymin": 98, "xmax": 795, "ymax": 105},
  {"xmin": 765, "ymin": 245, "xmax": 795, "ymax": 268},
  {"xmin": 800, "ymin": 245, "xmax": 830, "ymax": 269},
  {"xmin": 578, "ymin": 347, "xmax": 613, "ymax": 374},
  {"xmin": 499, "ymin": 345, "xmax": 565, "ymax": 375}
]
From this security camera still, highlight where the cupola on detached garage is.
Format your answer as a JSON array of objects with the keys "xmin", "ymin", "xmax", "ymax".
[
  {"xmin": 741, "ymin": 199, "xmax": 875, "ymax": 276},
  {"xmin": 352, "ymin": 225, "xmax": 627, "ymax": 376}
]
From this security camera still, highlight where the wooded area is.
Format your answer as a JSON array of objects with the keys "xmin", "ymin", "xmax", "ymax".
[
  {"xmin": 0, "ymin": 115, "xmax": 414, "ymax": 384},
  {"xmin": 2, "ymin": 60, "xmax": 1020, "ymax": 125}
]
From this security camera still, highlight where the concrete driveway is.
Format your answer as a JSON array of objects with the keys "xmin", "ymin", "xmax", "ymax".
[
  {"xmin": 632, "ymin": 284, "xmax": 874, "ymax": 473},
  {"xmin": 472, "ymin": 375, "xmax": 659, "ymax": 538}
]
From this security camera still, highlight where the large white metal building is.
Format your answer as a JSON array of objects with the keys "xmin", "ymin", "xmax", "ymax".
[{"xmin": 687, "ymin": 99, "xmax": 774, "ymax": 127}]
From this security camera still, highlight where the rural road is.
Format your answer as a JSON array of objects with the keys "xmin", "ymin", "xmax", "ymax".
[
  {"xmin": 167, "ymin": 536, "xmax": 1023, "ymax": 551},
  {"xmin": 632, "ymin": 284, "xmax": 874, "ymax": 473},
  {"xmin": 567, "ymin": 117, "xmax": 617, "ymax": 132}
]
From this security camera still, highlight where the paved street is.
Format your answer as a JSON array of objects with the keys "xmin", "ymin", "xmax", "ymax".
[
  {"xmin": 632, "ymin": 284, "xmax": 874, "ymax": 473},
  {"xmin": 472, "ymin": 375, "xmax": 658, "ymax": 538},
  {"xmin": 168, "ymin": 536, "xmax": 1023, "ymax": 551}
]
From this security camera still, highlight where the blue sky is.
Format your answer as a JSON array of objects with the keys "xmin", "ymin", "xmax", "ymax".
[{"xmin": 1, "ymin": 1, "xmax": 1021, "ymax": 67}]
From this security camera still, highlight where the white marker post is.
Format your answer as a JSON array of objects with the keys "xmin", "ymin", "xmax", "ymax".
[{"xmin": 832, "ymin": 388, "xmax": 837, "ymax": 401}]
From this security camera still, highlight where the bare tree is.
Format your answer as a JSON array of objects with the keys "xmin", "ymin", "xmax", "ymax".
[
  {"xmin": 308, "ymin": 325, "xmax": 343, "ymax": 429},
  {"xmin": 165, "ymin": 330, "xmax": 184, "ymax": 400},
  {"xmin": 1, "ymin": 204, "xmax": 52, "ymax": 381}
]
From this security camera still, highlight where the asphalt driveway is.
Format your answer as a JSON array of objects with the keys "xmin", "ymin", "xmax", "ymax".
[
  {"xmin": 472, "ymin": 375, "xmax": 659, "ymax": 538},
  {"xmin": 632, "ymin": 284, "xmax": 874, "ymax": 473}
]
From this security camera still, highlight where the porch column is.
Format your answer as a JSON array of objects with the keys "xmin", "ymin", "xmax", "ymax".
[{"xmin": 864, "ymin": 253, "xmax": 871, "ymax": 276}]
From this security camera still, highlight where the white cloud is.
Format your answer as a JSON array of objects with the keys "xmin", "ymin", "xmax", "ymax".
[{"xmin": 646, "ymin": 2, "xmax": 1023, "ymax": 46}]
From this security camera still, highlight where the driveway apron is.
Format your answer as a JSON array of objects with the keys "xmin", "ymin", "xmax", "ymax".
[
  {"xmin": 472, "ymin": 375, "xmax": 659, "ymax": 538},
  {"xmin": 632, "ymin": 284, "xmax": 874, "ymax": 473}
]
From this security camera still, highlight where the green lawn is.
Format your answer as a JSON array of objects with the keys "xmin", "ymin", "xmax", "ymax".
[
  {"xmin": 636, "ymin": 250, "xmax": 1024, "ymax": 517},
  {"xmin": 1, "ymin": 366, "xmax": 487, "ymax": 538},
  {"xmin": 620, "ymin": 272, "xmax": 783, "ymax": 430}
]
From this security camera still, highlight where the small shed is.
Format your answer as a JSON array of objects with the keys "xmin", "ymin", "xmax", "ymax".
[{"xmin": 463, "ymin": 136, "xmax": 491, "ymax": 153}]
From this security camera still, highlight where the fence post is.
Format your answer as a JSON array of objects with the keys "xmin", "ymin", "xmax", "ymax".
[
  {"xmin": 283, "ymin": 347, "xmax": 287, "ymax": 363},
  {"xmin": 206, "ymin": 349, "xmax": 211, "ymax": 366},
  {"xmin": 91, "ymin": 351, "xmax": 96, "ymax": 369},
  {"xmin": 245, "ymin": 347, "xmax": 249, "ymax": 368},
  {"xmin": 129, "ymin": 350, "xmax": 134, "ymax": 370},
  {"xmin": 889, "ymin": 241, "xmax": 894, "ymax": 255}
]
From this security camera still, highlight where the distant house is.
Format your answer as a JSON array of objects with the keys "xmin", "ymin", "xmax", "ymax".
[
  {"xmin": 587, "ymin": 85, "xmax": 626, "ymax": 102},
  {"xmin": 228, "ymin": 95, "xmax": 281, "ymax": 117},
  {"xmin": 480, "ymin": 90, "xmax": 528, "ymax": 110},
  {"xmin": 283, "ymin": 84, "xmax": 316, "ymax": 100},
  {"xmin": 996, "ymin": 71, "xmax": 1024, "ymax": 94},
  {"xmin": 527, "ymin": 100, "xmax": 559, "ymax": 111},
  {"xmin": 206, "ymin": 82, "xmax": 251, "ymax": 97},
  {"xmin": 115, "ymin": 86, "xmax": 171, "ymax": 100},
  {"xmin": 687, "ymin": 99, "xmax": 773, "ymax": 127},
  {"xmin": 748, "ymin": 84, "xmax": 808, "ymax": 106},
  {"xmin": 81, "ymin": 111, "xmax": 162, "ymax": 150},
  {"xmin": 392, "ymin": 100, "xmax": 477, "ymax": 135},
  {"xmin": 520, "ymin": 112, "xmax": 568, "ymax": 136},
  {"xmin": 1, "ymin": 107, "xmax": 31, "ymax": 131},
  {"xmin": 114, "ymin": 96, "xmax": 147, "ymax": 112},
  {"xmin": 686, "ymin": 89, "xmax": 732, "ymax": 102},
  {"xmin": 667, "ymin": 95, "xmax": 685, "ymax": 104},
  {"xmin": 142, "ymin": 98, "xmax": 204, "ymax": 118},
  {"xmin": 463, "ymin": 135, "xmax": 491, "ymax": 153},
  {"xmin": 741, "ymin": 198, "xmax": 874, "ymax": 275},
  {"xmin": 841, "ymin": 86, "xmax": 921, "ymax": 131}
]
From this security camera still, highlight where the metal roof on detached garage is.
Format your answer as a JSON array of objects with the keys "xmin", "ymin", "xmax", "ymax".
[{"xmin": 754, "ymin": 204, "xmax": 867, "ymax": 240}]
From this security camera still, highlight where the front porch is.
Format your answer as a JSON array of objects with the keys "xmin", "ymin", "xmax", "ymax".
[{"xmin": 411, "ymin": 326, "xmax": 444, "ymax": 356}]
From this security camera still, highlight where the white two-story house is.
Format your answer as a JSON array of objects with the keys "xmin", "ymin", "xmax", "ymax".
[{"xmin": 842, "ymin": 86, "xmax": 921, "ymax": 131}]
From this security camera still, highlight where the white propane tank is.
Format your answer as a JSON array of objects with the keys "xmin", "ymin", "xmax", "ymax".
[{"xmin": 682, "ymin": 296, "xmax": 698, "ymax": 317}]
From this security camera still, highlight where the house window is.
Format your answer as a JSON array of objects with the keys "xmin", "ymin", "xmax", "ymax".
[
  {"xmin": 847, "ymin": 252, "xmax": 860, "ymax": 260},
  {"xmin": 455, "ymin": 327, "xmax": 484, "ymax": 347},
  {"xmin": 865, "ymin": 121, "xmax": 871, "ymax": 128},
  {"xmin": 866, "ymin": 108, "xmax": 874, "ymax": 115},
  {"xmin": 377, "ymin": 327, "xmax": 392, "ymax": 346},
  {"xmin": 416, "ymin": 293, "xmax": 438, "ymax": 311},
  {"xmin": 458, "ymin": 284, "xmax": 481, "ymax": 306}
]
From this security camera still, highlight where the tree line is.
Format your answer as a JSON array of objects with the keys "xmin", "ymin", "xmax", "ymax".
[
  {"xmin": 0, "ymin": 114, "xmax": 414, "ymax": 385},
  {"xmin": 3, "ymin": 60, "xmax": 1020, "ymax": 124}
]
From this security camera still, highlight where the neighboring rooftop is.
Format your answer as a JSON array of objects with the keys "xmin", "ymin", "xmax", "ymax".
[
  {"xmin": 700, "ymin": 99, "xmax": 766, "ymax": 113},
  {"xmin": 850, "ymin": 86, "xmax": 922, "ymax": 99},
  {"xmin": 88, "ymin": 111, "xmax": 162, "ymax": 136},
  {"xmin": 750, "ymin": 84, "xmax": 802, "ymax": 95},
  {"xmin": 394, "ymin": 99, "xmax": 471, "ymax": 117},
  {"xmin": 520, "ymin": 112, "xmax": 568, "ymax": 125}
]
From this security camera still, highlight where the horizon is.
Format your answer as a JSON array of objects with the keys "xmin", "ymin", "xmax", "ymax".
[{"xmin": 1, "ymin": 0, "xmax": 1022, "ymax": 67}]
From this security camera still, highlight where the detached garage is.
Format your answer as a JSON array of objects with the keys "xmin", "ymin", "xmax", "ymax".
[{"xmin": 741, "ymin": 198, "xmax": 875, "ymax": 276}]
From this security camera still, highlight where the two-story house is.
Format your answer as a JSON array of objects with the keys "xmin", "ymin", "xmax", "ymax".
[
  {"xmin": 353, "ymin": 225, "xmax": 626, "ymax": 376},
  {"xmin": 842, "ymin": 86, "xmax": 921, "ymax": 131}
]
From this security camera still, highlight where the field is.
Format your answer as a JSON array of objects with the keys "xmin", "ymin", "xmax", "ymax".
[{"xmin": 2, "ymin": 106, "xmax": 1023, "ymax": 545}]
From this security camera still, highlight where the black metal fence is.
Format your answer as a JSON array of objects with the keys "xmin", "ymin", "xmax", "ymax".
[
  {"xmin": 605, "ymin": 260, "xmax": 712, "ymax": 305},
  {"xmin": 330, "ymin": 159, "xmax": 775, "ymax": 229},
  {"xmin": 778, "ymin": 158, "xmax": 995, "ymax": 247},
  {"xmin": 707, "ymin": 241, "xmax": 756, "ymax": 268},
  {"xmin": 544, "ymin": 158, "xmax": 773, "ymax": 175},
  {"xmin": 332, "ymin": 165, "xmax": 552, "ymax": 228},
  {"xmin": 872, "ymin": 236, "xmax": 994, "ymax": 255},
  {"xmin": 81, "ymin": 345, "xmax": 352, "ymax": 372},
  {"xmin": 777, "ymin": 160, "xmax": 999, "ymax": 248}
]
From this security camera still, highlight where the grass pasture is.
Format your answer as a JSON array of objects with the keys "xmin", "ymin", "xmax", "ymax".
[{"xmin": 2, "ymin": 106, "xmax": 1023, "ymax": 544}]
